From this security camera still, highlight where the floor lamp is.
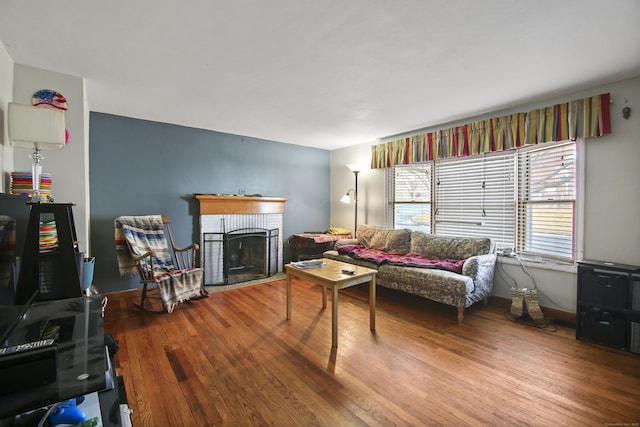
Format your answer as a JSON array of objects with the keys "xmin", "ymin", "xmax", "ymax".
[
  {"xmin": 340, "ymin": 164, "xmax": 364, "ymax": 235},
  {"xmin": 8, "ymin": 103, "xmax": 66, "ymax": 202}
]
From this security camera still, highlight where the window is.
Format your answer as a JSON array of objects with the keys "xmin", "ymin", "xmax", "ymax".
[
  {"xmin": 517, "ymin": 142, "xmax": 576, "ymax": 261},
  {"xmin": 389, "ymin": 141, "xmax": 577, "ymax": 262},
  {"xmin": 389, "ymin": 164, "xmax": 432, "ymax": 233}
]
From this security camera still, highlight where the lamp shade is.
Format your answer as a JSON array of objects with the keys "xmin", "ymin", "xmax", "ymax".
[
  {"xmin": 346, "ymin": 164, "xmax": 360, "ymax": 173},
  {"xmin": 347, "ymin": 163, "xmax": 368, "ymax": 173},
  {"xmin": 8, "ymin": 103, "xmax": 66, "ymax": 150}
]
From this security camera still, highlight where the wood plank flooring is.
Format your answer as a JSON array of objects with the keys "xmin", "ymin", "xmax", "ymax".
[{"xmin": 103, "ymin": 278, "xmax": 640, "ymax": 426}]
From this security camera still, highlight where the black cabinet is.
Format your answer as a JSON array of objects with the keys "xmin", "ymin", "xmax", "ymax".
[{"xmin": 576, "ymin": 260, "xmax": 640, "ymax": 354}]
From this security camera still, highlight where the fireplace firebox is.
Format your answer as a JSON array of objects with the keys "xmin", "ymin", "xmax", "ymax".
[{"xmin": 203, "ymin": 227, "xmax": 279, "ymax": 285}]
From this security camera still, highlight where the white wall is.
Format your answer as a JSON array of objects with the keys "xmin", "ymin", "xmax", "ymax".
[
  {"xmin": 0, "ymin": 41, "xmax": 14, "ymax": 191},
  {"xmin": 12, "ymin": 65, "xmax": 90, "ymax": 255},
  {"xmin": 330, "ymin": 145, "xmax": 386, "ymax": 234},
  {"xmin": 330, "ymin": 76, "xmax": 640, "ymax": 313},
  {"xmin": 583, "ymin": 78, "xmax": 639, "ymax": 264}
]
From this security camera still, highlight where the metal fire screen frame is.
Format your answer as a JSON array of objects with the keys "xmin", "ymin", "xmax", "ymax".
[{"xmin": 203, "ymin": 227, "xmax": 279, "ymax": 285}]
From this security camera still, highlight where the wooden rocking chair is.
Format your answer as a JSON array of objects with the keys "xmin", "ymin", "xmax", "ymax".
[{"xmin": 115, "ymin": 215, "xmax": 207, "ymax": 313}]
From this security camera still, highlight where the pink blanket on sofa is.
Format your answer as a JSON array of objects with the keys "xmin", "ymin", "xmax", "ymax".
[{"xmin": 337, "ymin": 245, "xmax": 465, "ymax": 274}]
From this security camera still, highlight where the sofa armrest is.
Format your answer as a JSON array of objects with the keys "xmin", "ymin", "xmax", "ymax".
[
  {"xmin": 333, "ymin": 238, "xmax": 360, "ymax": 250},
  {"xmin": 462, "ymin": 253, "xmax": 497, "ymax": 295}
]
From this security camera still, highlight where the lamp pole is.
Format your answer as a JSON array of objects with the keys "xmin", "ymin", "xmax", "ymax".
[
  {"xmin": 29, "ymin": 145, "xmax": 44, "ymax": 202},
  {"xmin": 353, "ymin": 170, "xmax": 359, "ymax": 234},
  {"xmin": 345, "ymin": 163, "xmax": 365, "ymax": 237}
]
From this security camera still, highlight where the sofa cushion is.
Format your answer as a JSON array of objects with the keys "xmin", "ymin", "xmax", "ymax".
[
  {"xmin": 410, "ymin": 232, "xmax": 492, "ymax": 260},
  {"xmin": 333, "ymin": 238, "xmax": 359, "ymax": 250},
  {"xmin": 357, "ymin": 224, "xmax": 411, "ymax": 253},
  {"xmin": 356, "ymin": 224, "xmax": 382, "ymax": 248},
  {"xmin": 370, "ymin": 229, "xmax": 411, "ymax": 253},
  {"xmin": 377, "ymin": 264, "xmax": 474, "ymax": 298}
]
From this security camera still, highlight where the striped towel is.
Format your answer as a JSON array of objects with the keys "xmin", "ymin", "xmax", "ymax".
[
  {"xmin": 154, "ymin": 267, "xmax": 204, "ymax": 313},
  {"xmin": 114, "ymin": 215, "xmax": 173, "ymax": 276}
]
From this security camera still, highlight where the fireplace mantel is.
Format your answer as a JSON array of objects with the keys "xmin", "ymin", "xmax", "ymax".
[{"xmin": 195, "ymin": 194, "xmax": 287, "ymax": 215}]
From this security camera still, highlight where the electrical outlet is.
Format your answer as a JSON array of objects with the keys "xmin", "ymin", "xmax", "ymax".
[{"xmin": 498, "ymin": 248, "xmax": 515, "ymax": 257}]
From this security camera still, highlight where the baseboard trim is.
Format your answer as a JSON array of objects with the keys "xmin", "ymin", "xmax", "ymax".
[{"xmin": 490, "ymin": 295, "xmax": 576, "ymax": 327}]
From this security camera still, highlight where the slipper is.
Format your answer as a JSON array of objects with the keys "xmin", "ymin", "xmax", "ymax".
[{"xmin": 510, "ymin": 287, "xmax": 525, "ymax": 318}]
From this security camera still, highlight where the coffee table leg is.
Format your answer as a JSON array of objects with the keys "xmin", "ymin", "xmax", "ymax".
[
  {"xmin": 322, "ymin": 285, "xmax": 327, "ymax": 309},
  {"xmin": 286, "ymin": 272, "xmax": 292, "ymax": 320},
  {"xmin": 332, "ymin": 285, "xmax": 338, "ymax": 347},
  {"xmin": 370, "ymin": 275, "xmax": 376, "ymax": 331}
]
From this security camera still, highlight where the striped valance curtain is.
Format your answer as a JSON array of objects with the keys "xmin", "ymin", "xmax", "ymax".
[{"xmin": 371, "ymin": 93, "xmax": 611, "ymax": 169}]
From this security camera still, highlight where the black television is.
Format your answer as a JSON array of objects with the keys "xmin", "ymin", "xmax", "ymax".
[{"xmin": 0, "ymin": 194, "xmax": 32, "ymax": 306}]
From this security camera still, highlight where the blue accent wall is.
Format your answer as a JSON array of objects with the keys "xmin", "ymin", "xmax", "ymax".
[{"xmin": 89, "ymin": 112, "xmax": 330, "ymax": 294}]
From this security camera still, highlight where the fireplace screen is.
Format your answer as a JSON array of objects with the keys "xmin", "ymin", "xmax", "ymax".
[{"xmin": 203, "ymin": 228, "xmax": 279, "ymax": 285}]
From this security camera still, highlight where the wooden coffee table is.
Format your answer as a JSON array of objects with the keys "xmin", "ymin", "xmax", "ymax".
[{"xmin": 285, "ymin": 258, "xmax": 378, "ymax": 347}]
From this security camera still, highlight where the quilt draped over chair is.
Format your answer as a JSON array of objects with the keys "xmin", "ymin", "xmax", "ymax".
[{"xmin": 115, "ymin": 215, "xmax": 205, "ymax": 313}]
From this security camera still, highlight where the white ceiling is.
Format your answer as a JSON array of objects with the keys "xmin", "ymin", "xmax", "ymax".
[{"xmin": 1, "ymin": 1, "xmax": 639, "ymax": 150}]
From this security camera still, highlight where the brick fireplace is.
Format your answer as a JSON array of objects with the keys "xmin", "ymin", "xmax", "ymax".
[{"xmin": 195, "ymin": 195, "xmax": 287, "ymax": 285}]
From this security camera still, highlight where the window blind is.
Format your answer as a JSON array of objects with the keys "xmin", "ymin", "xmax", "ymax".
[{"xmin": 435, "ymin": 153, "xmax": 515, "ymax": 248}]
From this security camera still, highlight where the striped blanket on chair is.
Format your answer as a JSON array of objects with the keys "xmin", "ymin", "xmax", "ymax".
[{"xmin": 114, "ymin": 215, "xmax": 204, "ymax": 313}]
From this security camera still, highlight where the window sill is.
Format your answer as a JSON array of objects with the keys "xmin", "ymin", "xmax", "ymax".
[{"xmin": 497, "ymin": 253, "xmax": 577, "ymax": 273}]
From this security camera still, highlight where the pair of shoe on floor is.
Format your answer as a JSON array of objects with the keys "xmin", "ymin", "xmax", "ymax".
[{"xmin": 508, "ymin": 287, "xmax": 549, "ymax": 327}]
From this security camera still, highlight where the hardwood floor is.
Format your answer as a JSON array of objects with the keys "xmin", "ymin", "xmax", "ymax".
[{"xmin": 103, "ymin": 278, "xmax": 640, "ymax": 426}]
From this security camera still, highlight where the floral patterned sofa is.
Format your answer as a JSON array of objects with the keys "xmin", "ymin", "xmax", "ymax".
[{"xmin": 323, "ymin": 224, "xmax": 496, "ymax": 324}]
